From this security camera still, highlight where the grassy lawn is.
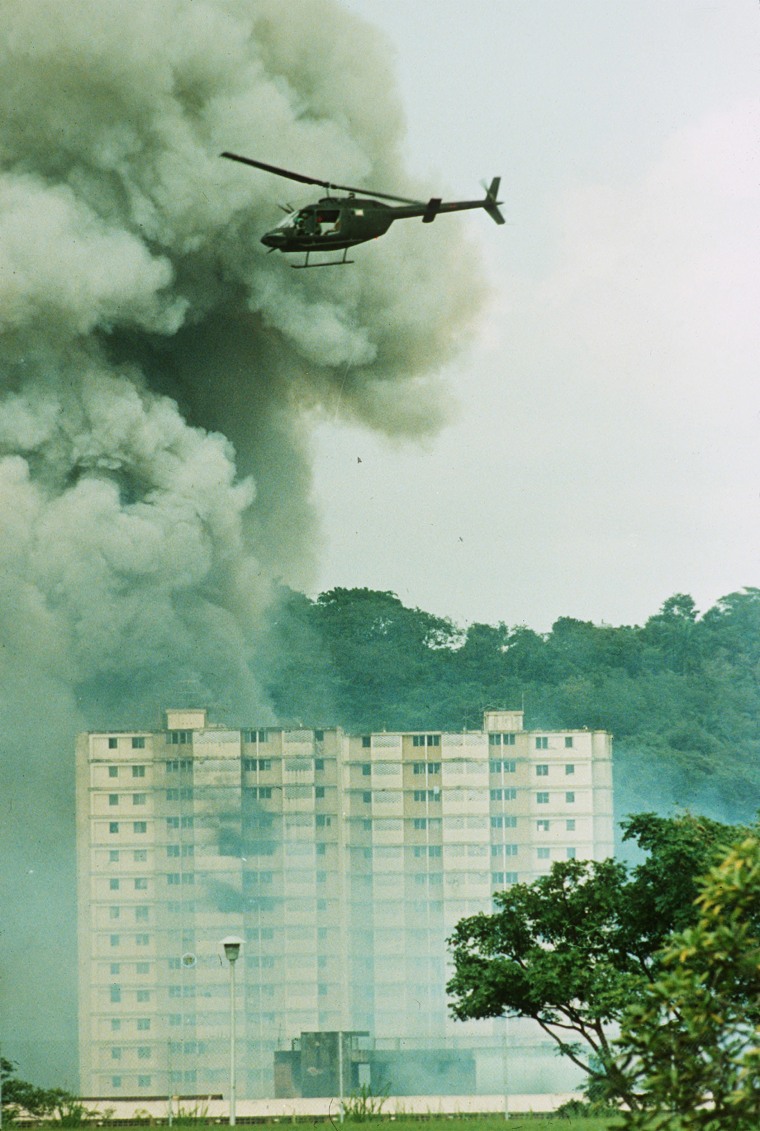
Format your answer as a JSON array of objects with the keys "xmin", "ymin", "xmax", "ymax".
[{"xmin": 25, "ymin": 1118, "xmax": 625, "ymax": 1131}]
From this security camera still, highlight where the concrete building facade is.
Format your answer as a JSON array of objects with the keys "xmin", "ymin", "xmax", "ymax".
[{"xmin": 76, "ymin": 708, "xmax": 613, "ymax": 1099}]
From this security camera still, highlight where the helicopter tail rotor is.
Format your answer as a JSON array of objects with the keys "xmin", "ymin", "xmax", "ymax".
[{"xmin": 482, "ymin": 177, "xmax": 505, "ymax": 225}]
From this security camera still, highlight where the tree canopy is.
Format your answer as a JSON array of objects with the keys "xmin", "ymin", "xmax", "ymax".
[
  {"xmin": 445, "ymin": 813, "xmax": 756, "ymax": 1109},
  {"xmin": 256, "ymin": 585, "xmax": 760, "ymax": 820},
  {"xmin": 616, "ymin": 835, "xmax": 760, "ymax": 1130}
]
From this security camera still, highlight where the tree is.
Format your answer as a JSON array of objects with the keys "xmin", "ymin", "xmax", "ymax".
[
  {"xmin": 446, "ymin": 813, "xmax": 752, "ymax": 1108},
  {"xmin": 0, "ymin": 1056, "xmax": 84, "ymax": 1123},
  {"xmin": 616, "ymin": 836, "xmax": 760, "ymax": 1131}
]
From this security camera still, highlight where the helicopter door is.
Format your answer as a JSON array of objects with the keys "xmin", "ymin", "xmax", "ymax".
[{"xmin": 315, "ymin": 208, "xmax": 340, "ymax": 235}]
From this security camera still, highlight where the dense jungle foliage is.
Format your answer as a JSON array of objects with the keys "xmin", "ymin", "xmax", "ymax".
[{"xmin": 255, "ymin": 586, "xmax": 760, "ymax": 823}]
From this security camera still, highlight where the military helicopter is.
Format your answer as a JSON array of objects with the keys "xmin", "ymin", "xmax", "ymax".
[{"xmin": 221, "ymin": 152, "xmax": 505, "ymax": 268}]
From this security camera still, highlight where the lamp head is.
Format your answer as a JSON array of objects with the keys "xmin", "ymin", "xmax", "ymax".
[{"xmin": 221, "ymin": 935, "xmax": 243, "ymax": 963}]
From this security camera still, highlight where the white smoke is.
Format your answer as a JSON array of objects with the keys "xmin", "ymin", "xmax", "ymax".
[{"xmin": 0, "ymin": 0, "xmax": 488, "ymax": 1084}]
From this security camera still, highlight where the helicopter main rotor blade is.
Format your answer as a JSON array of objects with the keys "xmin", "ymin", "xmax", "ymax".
[{"xmin": 220, "ymin": 152, "xmax": 425, "ymax": 206}]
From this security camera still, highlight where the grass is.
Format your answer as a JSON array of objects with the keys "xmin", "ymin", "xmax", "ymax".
[{"xmin": 20, "ymin": 1117, "xmax": 625, "ymax": 1131}]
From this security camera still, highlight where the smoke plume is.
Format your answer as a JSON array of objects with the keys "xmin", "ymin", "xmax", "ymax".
[{"xmin": 0, "ymin": 0, "xmax": 486, "ymax": 1084}]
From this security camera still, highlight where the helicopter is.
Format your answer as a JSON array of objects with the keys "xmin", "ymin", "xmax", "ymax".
[{"xmin": 220, "ymin": 152, "xmax": 505, "ymax": 268}]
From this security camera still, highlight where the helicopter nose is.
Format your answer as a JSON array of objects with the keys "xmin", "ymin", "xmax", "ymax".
[{"xmin": 261, "ymin": 231, "xmax": 282, "ymax": 248}]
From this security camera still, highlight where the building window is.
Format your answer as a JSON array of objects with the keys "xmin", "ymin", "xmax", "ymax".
[
  {"xmin": 166, "ymin": 788, "xmax": 193, "ymax": 801},
  {"xmin": 111, "ymin": 1019, "xmax": 121, "ymax": 1032},
  {"xmin": 536, "ymin": 792, "xmax": 549, "ymax": 804},
  {"xmin": 108, "ymin": 738, "xmax": 118, "ymax": 750},
  {"xmin": 109, "ymin": 850, "xmax": 119, "ymax": 862},
  {"xmin": 316, "ymin": 815, "xmax": 331, "ymax": 828},
  {"xmin": 108, "ymin": 766, "xmax": 118, "ymax": 777},
  {"xmin": 314, "ymin": 758, "xmax": 324, "ymax": 770},
  {"xmin": 110, "ymin": 985, "xmax": 121, "ymax": 1003},
  {"xmin": 243, "ymin": 728, "xmax": 268, "ymax": 743},
  {"xmin": 168, "ymin": 730, "xmax": 192, "ymax": 745},
  {"xmin": 136, "ymin": 1018, "xmax": 150, "ymax": 1031},
  {"xmin": 167, "ymin": 845, "xmax": 180, "ymax": 858},
  {"xmin": 567, "ymin": 847, "xmax": 577, "ymax": 859},
  {"xmin": 413, "ymin": 818, "xmax": 428, "ymax": 829},
  {"xmin": 361, "ymin": 736, "xmax": 371, "ymax": 748},
  {"xmin": 489, "ymin": 733, "xmax": 516, "ymax": 746},
  {"xmin": 109, "ymin": 822, "xmax": 119, "ymax": 834},
  {"xmin": 110, "ymin": 935, "xmax": 120, "ymax": 947},
  {"xmin": 135, "ymin": 907, "xmax": 149, "ymax": 921},
  {"xmin": 136, "ymin": 934, "xmax": 150, "ymax": 946},
  {"xmin": 108, "ymin": 794, "xmax": 119, "ymax": 806},
  {"xmin": 111, "ymin": 1076, "xmax": 122, "ymax": 1088},
  {"xmin": 536, "ymin": 737, "xmax": 548, "ymax": 749},
  {"xmin": 138, "ymin": 1076, "xmax": 151, "ymax": 1088},
  {"xmin": 536, "ymin": 764, "xmax": 549, "ymax": 776},
  {"xmin": 565, "ymin": 763, "xmax": 575, "ymax": 775},
  {"xmin": 490, "ymin": 759, "xmax": 516, "ymax": 773},
  {"xmin": 537, "ymin": 847, "xmax": 551, "ymax": 860},
  {"xmin": 244, "ymin": 757, "xmax": 272, "ymax": 772},
  {"xmin": 132, "ymin": 765, "xmax": 145, "ymax": 777},
  {"xmin": 566, "ymin": 819, "xmax": 576, "ymax": 831},
  {"xmin": 136, "ymin": 962, "xmax": 150, "ymax": 974},
  {"xmin": 490, "ymin": 788, "xmax": 517, "ymax": 801},
  {"xmin": 491, "ymin": 815, "xmax": 518, "ymax": 828},
  {"xmin": 412, "ymin": 734, "xmax": 440, "ymax": 747},
  {"xmin": 136, "ymin": 990, "xmax": 150, "ymax": 1003},
  {"xmin": 315, "ymin": 786, "xmax": 325, "ymax": 799},
  {"xmin": 251, "ymin": 787, "xmax": 272, "ymax": 799},
  {"xmin": 138, "ymin": 1046, "xmax": 151, "ymax": 1059},
  {"xmin": 109, "ymin": 879, "xmax": 120, "ymax": 891},
  {"xmin": 110, "ymin": 963, "xmax": 120, "ymax": 975},
  {"xmin": 134, "ymin": 849, "xmax": 147, "ymax": 862},
  {"xmin": 536, "ymin": 819, "xmax": 550, "ymax": 831},
  {"xmin": 133, "ymin": 821, "xmax": 147, "ymax": 833},
  {"xmin": 565, "ymin": 791, "xmax": 576, "ymax": 803},
  {"xmin": 362, "ymin": 791, "xmax": 372, "ymax": 803},
  {"xmin": 111, "ymin": 1048, "xmax": 121, "ymax": 1059},
  {"xmin": 109, "ymin": 907, "xmax": 120, "ymax": 920},
  {"xmin": 132, "ymin": 794, "xmax": 146, "ymax": 806},
  {"xmin": 565, "ymin": 736, "xmax": 574, "ymax": 748},
  {"xmin": 361, "ymin": 764, "xmax": 371, "ymax": 776},
  {"xmin": 132, "ymin": 737, "xmax": 146, "ymax": 750}
]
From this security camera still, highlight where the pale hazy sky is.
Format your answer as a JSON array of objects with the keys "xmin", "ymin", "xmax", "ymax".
[{"xmin": 309, "ymin": 0, "xmax": 759, "ymax": 629}]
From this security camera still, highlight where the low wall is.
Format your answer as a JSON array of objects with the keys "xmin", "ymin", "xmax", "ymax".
[{"xmin": 79, "ymin": 1092, "xmax": 584, "ymax": 1121}]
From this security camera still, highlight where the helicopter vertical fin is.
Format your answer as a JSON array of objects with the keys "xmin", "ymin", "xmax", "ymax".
[
  {"xmin": 483, "ymin": 177, "xmax": 505, "ymax": 224},
  {"xmin": 422, "ymin": 197, "xmax": 442, "ymax": 223}
]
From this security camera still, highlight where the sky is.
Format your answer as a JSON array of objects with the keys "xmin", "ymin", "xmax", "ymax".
[{"xmin": 309, "ymin": 0, "xmax": 760, "ymax": 630}]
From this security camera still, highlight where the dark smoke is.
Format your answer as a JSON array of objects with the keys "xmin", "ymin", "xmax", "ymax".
[{"xmin": 0, "ymin": 0, "xmax": 487, "ymax": 1084}]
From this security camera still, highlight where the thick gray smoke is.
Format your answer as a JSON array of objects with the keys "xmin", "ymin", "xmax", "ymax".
[{"xmin": 0, "ymin": 0, "xmax": 487, "ymax": 1085}]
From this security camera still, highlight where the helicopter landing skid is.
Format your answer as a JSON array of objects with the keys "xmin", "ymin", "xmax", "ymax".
[{"xmin": 291, "ymin": 248, "xmax": 355, "ymax": 269}]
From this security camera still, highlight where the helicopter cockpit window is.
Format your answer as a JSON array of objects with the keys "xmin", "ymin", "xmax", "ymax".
[{"xmin": 273, "ymin": 210, "xmax": 303, "ymax": 231}]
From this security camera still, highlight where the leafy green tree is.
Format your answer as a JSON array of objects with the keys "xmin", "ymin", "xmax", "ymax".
[
  {"xmin": 616, "ymin": 836, "xmax": 760, "ymax": 1131},
  {"xmin": 446, "ymin": 813, "xmax": 752, "ymax": 1108},
  {"xmin": 0, "ymin": 1056, "xmax": 83, "ymax": 1123},
  {"xmin": 257, "ymin": 585, "xmax": 760, "ymax": 821}
]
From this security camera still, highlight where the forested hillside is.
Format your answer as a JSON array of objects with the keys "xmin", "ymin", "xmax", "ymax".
[{"xmin": 255, "ymin": 587, "xmax": 760, "ymax": 822}]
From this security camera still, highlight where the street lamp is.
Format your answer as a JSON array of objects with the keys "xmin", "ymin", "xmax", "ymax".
[{"xmin": 221, "ymin": 936, "xmax": 243, "ymax": 1126}]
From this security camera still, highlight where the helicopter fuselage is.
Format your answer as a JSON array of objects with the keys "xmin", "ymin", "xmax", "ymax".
[{"xmin": 261, "ymin": 196, "xmax": 396, "ymax": 253}]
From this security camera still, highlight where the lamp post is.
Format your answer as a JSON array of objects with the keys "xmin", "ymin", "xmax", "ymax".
[{"xmin": 221, "ymin": 936, "xmax": 243, "ymax": 1127}]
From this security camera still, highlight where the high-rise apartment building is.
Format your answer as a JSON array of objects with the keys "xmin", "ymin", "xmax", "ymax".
[{"xmin": 76, "ymin": 708, "xmax": 613, "ymax": 1098}]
